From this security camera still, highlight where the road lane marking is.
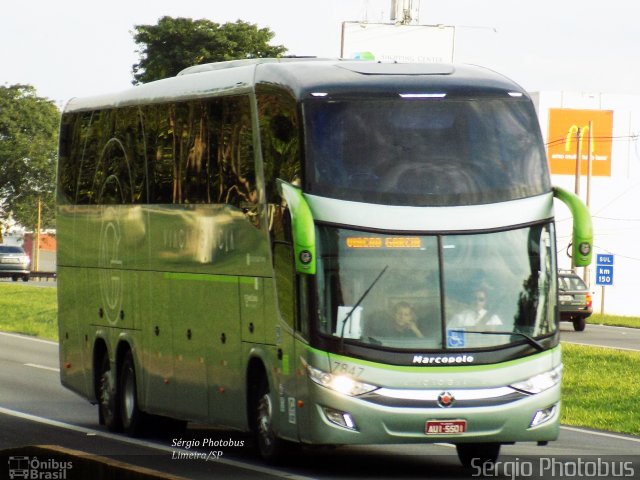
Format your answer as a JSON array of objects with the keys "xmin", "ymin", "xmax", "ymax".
[
  {"xmin": 0, "ymin": 331, "xmax": 58, "ymax": 346},
  {"xmin": 0, "ymin": 406, "xmax": 317, "ymax": 480},
  {"xmin": 561, "ymin": 425, "xmax": 640, "ymax": 444},
  {"xmin": 25, "ymin": 363, "xmax": 60, "ymax": 372}
]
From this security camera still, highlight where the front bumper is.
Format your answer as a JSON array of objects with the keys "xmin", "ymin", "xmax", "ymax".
[{"xmin": 302, "ymin": 382, "xmax": 560, "ymax": 446}]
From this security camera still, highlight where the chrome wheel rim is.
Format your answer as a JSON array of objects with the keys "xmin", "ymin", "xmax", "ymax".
[{"xmin": 257, "ymin": 393, "xmax": 273, "ymax": 449}]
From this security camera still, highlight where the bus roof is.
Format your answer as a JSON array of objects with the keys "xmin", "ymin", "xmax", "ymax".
[{"xmin": 63, "ymin": 58, "xmax": 528, "ymax": 113}]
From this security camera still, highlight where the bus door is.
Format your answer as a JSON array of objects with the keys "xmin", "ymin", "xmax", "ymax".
[{"xmin": 271, "ymin": 240, "xmax": 302, "ymax": 441}]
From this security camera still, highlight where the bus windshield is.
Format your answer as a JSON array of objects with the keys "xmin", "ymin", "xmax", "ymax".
[
  {"xmin": 303, "ymin": 97, "xmax": 550, "ymax": 206},
  {"xmin": 314, "ymin": 223, "xmax": 556, "ymax": 351}
]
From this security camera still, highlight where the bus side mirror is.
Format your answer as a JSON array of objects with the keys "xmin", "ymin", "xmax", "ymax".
[
  {"xmin": 277, "ymin": 179, "xmax": 316, "ymax": 274},
  {"xmin": 553, "ymin": 186, "xmax": 593, "ymax": 267}
]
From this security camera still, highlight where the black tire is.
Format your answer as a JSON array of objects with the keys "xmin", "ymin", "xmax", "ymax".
[
  {"xmin": 98, "ymin": 353, "xmax": 122, "ymax": 432},
  {"xmin": 573, "ymin": 317, "xmax": 587, "ymax": 331},
  {"xmin": 21, "ymin": 275, "xmax": 29, "ymax": 282},
  {"xmin": 119, "ymin": 350, "xmax": 147, "ymax": 436},
  {"xmin": 254, "ymin": 376, "xmax": 289, "ymax": 463},
  {"xmin": 456, "ymin": 443, "xmax": 501, "ymax": 468}
]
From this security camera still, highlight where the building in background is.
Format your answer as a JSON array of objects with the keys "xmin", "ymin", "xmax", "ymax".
[
  {"xmin": 23, "ymin": 232, "xmax": 56, "ymax": 272},
  {"xmin": 532, "ymin": 91, "xmax": 640, "ymax": 316}
]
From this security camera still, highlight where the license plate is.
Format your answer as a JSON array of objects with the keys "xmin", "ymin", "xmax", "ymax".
[
  {"xmin": 1, "ymin": 258, "xmax": 19, "ymax": 264},
  {"xmin": 559, "ymin": 295, "xmax": 573, "ymax": 302},
  {"xmin": 425, "ymin": 420, "xmax": 467, "ymax": 435}
]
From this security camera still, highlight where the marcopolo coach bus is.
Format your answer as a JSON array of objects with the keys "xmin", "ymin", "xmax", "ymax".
[{"xmin": 57, "ymin": 58, "xmax": 592, "ymax": 466}]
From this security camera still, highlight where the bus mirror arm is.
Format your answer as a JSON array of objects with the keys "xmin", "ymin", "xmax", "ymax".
[
  {"xmin": 552, "ymin": 186, "xmax": 593, "ymax": 267},
  {"xmin": 276, "ymin": 179, "xmax": 316, "ymax": 275}
]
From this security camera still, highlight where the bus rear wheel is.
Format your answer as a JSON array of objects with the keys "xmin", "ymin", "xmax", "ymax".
[
  {"xmin": 119, "ymin": 350, "xmax": 147, "ymax": 436},
  {"xmin": 98, "ymin": 353, "xmax": 122, "ymax": 432},
  {"xmin": 456, "ymin": 443, "xmax": 501, "ymax": 468}
]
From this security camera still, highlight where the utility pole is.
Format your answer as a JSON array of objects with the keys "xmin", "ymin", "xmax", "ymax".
[
  {"xmin": 584, "ymin": 120, "xmax": 593, "ymax": 286},
  {"xmin": 573, "ymin": 127, "xmax": 582, "ymax": 198},
  {"xmin": 390, "ymin": 0, "xmax": 418, "ymax": 24},
  {"xmin": 35, "ymin": 197, "xmax": 41, "ymax": 272},
  {"xmin": 571, "ymin": 127, "xmax": 582, "ymax": 272}
]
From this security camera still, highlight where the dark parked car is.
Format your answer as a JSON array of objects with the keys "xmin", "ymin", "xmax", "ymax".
[
  {"xmin": 558, "ymin": 270, "xmax": 592, "ymax": 331},
  {"xmin": 0, "ymin": 245, "xmax": 30, "ymax": 282}
]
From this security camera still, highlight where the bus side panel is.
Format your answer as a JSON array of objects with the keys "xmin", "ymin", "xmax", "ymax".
[
  {"xmin": 207, "ymin": 279, "xmax": 244, "ymax": 429},
  {"xmin": 140, "ymin": 271, "xmax": 175, "ymax": 417},
  {"xmin": 145, "ymin": 205, "xmax": 271, "ymax": 278},
  {"xmin": 169, "ymin": 275, "xmax": 215, "ymax": 421},
  {"xmin": 240, "ymin": 276, "xmax": 265, "ymax": 343},
  {"xmin": 57, "ymin": 265, "xmax": 91, "ymax": 399}
]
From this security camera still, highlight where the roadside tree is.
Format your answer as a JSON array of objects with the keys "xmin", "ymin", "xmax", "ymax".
[
  {"xmin": 0, "ymin": 84, "xmax": 59, "ymax": 234},
  {"xmin": 131, "ymin": 16, "xmax": 287, "ymax": 84}
]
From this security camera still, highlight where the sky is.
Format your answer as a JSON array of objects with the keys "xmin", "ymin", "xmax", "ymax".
[{"xmin": 1, "ymin": 0, "xmax": 640, "ymax": 107}]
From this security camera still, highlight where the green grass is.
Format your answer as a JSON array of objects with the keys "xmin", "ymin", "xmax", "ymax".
[
  {"xmin": 588, "ymin": 313, "xmax": 640, "ymax": 329},
  {"xmin": 0, "ymin": 283, "xmax": 58, "ymax": 340},
  {"xmin": 561, "ymin": 343, "xmax": 640, "ymax": 436}
]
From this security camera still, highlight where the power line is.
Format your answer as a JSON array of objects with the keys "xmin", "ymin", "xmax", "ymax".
[
  {"xmin": 545, "ymin": 134, "xmax": 638, "ymax": 148},
  {"xmin": 593, "ymin": 215, "xmax": 640, "ymax": 222}
]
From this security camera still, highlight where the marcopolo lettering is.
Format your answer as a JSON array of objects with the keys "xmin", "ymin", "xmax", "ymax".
[{"xmin": 412, "ymin": 354, "xmax": 475, "ymax": 365}]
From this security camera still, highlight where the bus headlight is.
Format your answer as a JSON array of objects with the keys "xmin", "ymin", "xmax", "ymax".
[
  {"xmin": 510, "ymin": 365, "xmax": 563, "ymax": 394},
  {"xmin": 306, "ymin": 365, "xmax": 377, "ymax": 396}
]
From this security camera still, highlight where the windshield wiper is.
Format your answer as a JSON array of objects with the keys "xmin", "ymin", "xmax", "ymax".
[
  {"xmin": 339, "ymin": 266, "xmax": 388, "ymax": 351},
  {"xmin": 448, "ymin": 329, "xmax": 545, "ymax": 352}
]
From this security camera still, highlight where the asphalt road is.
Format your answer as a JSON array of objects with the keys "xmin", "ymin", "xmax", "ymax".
[
  {"xmin": 560, "ymin": 322, "xmax": 640, "ymax": 351},
  {"xmin": 1, "ymin": 332, "xmax": 639, "ymax": 480}
]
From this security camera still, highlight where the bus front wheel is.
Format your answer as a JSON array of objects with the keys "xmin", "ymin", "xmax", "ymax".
[
  {"xmin": 98, "ymin": 353, "xmax": 122, "ymax": 432},
  {"xmin": 456, "ymin": 443, "xmax": 501, "ymax": 468},
  {"xmin": 254, "ymin": 377, "xmax": 289, "ymax": 462}
]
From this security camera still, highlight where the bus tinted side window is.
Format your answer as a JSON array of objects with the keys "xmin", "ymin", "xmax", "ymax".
[
  {"xmin": 256, "ymin": 90, "xmax": 301, "ymax": 204},
  {"xmin": 76, "ymin": 110, "xmax": 106, "ymax": 205},
  {"xmin": 216, "ymin": 96, "xmax": 257, "ymax": 208},
  {"xmin": 58, "ymin": 112, "xmax": 89, "ymax": 204},
  {"xmin": 257, "ymin": 89, "xmax": 302, "ymax": 331},
  {"xmin": 94, "ymin": 107, "xmax": 146, "ymax": 204},
  {"xmin": 143, "ymin": 104, "xmax": 174, "ymax": 204},
  {"xmin": 61, "ymin": 95, "xmax": 257, "ymax": 208},
  {"xmin": 143, "ymin": 96, "xmax": 255, "ymax": 206}
]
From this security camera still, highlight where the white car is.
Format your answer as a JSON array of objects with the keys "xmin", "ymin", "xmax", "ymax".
[{"xmin": 0, "ymin": 245, "xmax": 31, "ymax": 282}]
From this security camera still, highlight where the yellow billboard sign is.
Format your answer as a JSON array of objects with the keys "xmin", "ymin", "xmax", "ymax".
[{"xmin": 547, "ymin": 108, "xmax": 613, "ymax": 177}]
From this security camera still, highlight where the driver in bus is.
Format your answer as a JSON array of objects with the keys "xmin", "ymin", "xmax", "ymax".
[
  {"xmin": 366, "ymin": 301, "xmax": 424, "ymax": 338},
  {"xmin": 451, "ymin": 286, "xmax": 503, "ymax": 328}
]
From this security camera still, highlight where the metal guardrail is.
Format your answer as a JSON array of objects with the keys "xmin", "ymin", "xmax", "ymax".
[{"xmin": 29, "ymin": 271, "xmax": 57, "ymax": 281}]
